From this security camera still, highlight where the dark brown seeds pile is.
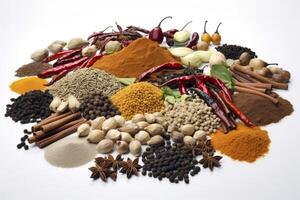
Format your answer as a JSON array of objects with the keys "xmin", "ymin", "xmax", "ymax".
[
  {"xmin": 5, "ymin": 90, "xmax": 53, "ymax": 124},
  {"xmin": 15, "ymin": 62, "xmax": 52, "ymax": 77},
  {"xmin": 80, "ymin": 92, "xmax": 120, "ymax": 120},
  {"xmin": 141, "ymin": 137, "xmax": 222, "ymax": 184},
  {"xmin": 215, "ymin": 44, "xmax": 257, "ymax": 59}
]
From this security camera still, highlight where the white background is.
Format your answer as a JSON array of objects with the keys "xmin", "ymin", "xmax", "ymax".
[{"xmin": 0, "ymin": 0, "xmax": 300, "ymax": 199}]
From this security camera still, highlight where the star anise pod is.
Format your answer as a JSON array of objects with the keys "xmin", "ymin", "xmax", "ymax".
[
  {"xmin": 199, "ymin": 153, "xmax": 222, "ymax": 171},
  {"xmin": 183, "ymin": 143, "xmax": 202, "ymax": 157},
  {"xmin": 105, "ymin": 154, "xmax": 124, "ymax": 172},
  {"xmin": 120, "ymin": 158, "xmax": 142, "ymax": 178},
  {"xmin": 89, "ymin": 162, "xmax": 111, "ymax": 182},
  {"xmin": 198, "ymin": 137, "xmax": 215, "ymax": 154}
]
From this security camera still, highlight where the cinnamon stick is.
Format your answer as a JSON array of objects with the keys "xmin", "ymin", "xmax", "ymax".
[
  {"xmin": 41, "ymin": 112, "xmax": 81, "ymax": 133},
  {"xmin": 235, "ymin": 81, "xmax": 267, "ymax": 93},
  {"xmin": 230, "ymin": 68, "xmax": 261, "ymax": 83},
  {"xmin": 32, "ymin": 111, "xmax": 72, "ymax": 131},
  {"xmin": 229, "ymin": 70, "xmax": 251, "ymax": 83},
  {"xmin": 28, "ymin": 118, "xmax": 84, "ymax": 143},
  {"xmin": 36, "ymin": 119, "xmax": 86, "ymax": 148},
  {"xmin": 236, "ymin": 82, "xmax": 272, "ymax": 90},
  {"xmin": 235, "ymin": 86, "xmax": 279, "ymax": 104},
  {"xmin": 233, "ymin": 64, "xmax": 288, "ymax": 90}
]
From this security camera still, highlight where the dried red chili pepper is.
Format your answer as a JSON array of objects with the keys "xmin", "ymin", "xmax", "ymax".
[
  {"xmin": 186, "ymin": 32, "xmax": 199, "ymax": 48},
  {"xmin": 42, "ymin": 50, "xmax": 73, "ymax": 63},
  {"xmin": 87, "ymin": 26, "xmax": 113, "ymax": 40},
  {"xmin": 178, "ymin": 81, "xmax": 187, "ymax": 94},
  {"xmin": 218, "ymin": 90, "xmax": 253, "ymax": 126},
  {"xmin": 84, "ymin": 54, "xmax": 104, "ymax": 67},
  {"xmin": 126, "ymin": 26, "xmax": 150, "ymax": 34},
  {"xmin": 194, "ymin": 77, "xmax": 210, "ymax": 95},
  {"xmin": 53, "ymin": 54, "xmax": 82, "ymax": 67},
  {"xmin": 38, "ymin": 57, "xmax": 89, "ymax": 78},
  {"xmin": 138, "ymin": 62, "xmax": 183, "ymax": 81},
  {"xmin": 57, "ymin": 49, "xmax": 81, "ymax": 62},
  {"xmin": 44, "ymin": 69, "xmax": 69, "ymax": 86}
]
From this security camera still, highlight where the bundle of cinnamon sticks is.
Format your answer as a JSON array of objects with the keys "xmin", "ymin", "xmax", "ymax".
[
  {"xmin": 230, "ymin": 64, "xmax": 289, "ymax": 104},
  {"xmin": 28, "ymin": 111, "xmax": 87, "ymax": 148}
]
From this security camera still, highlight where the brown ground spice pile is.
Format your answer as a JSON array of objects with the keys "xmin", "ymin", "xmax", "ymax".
[
  {"xmin": 92, "ymin": 38, "xmax": 177, "ymax": 78},
  {"xmin": 233, "ymin": 93, "xmax": 293, "ymax": 126},
  {"xmin": 15, "ymin": 62, "xmax": 52, "ymax": 77}
]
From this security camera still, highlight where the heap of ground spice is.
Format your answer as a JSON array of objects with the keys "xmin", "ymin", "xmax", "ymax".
[
  {"xmin": 92, "ymin": 38, "xmax": 178, "ymax": 78},
  {"xmin": 15, "ymin": 62, "xmax": 52, "ymax": 77},
  {"xmin": 211, "ymin": 124, "xmax": 270, "ymax": 163},
  {"xmin": 111, "ymin": 82, "xmax": 164, "ymax": 119},
  {"xmin": 233, "ymin": 93, "xmax": 293, "ymax": 126},
  {"xmin": 9, "ymin": 76, "xmax": 48, "ymax": 94}
]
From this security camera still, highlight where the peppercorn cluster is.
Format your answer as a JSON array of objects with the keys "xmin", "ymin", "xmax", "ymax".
[
  {"xmin": 5, "ymin": 90, "xmax": 53, "ymax": 124},
  {"xmin": 80, "ymin": 92, "xmax": 120, "ymax": 120},
  {"xmin": 215, "ymin": 44, "xmax": 257, "ymax": 59},
  {"xmin": 141, "ymin": 140, "xmax": 200, "ymax": 184}
]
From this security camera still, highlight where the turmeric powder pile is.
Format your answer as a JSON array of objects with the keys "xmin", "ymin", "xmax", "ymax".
[
  {"xmin": 211, "ymin": 124, "xmax": 270, "ymax": 163},
  {"xmin": 111, "ymin": 82, "xmax": 164, "ymax": 119},
  {"xmin": 9, "ymin": 76, "xmax": 48, "ymax": 94}
]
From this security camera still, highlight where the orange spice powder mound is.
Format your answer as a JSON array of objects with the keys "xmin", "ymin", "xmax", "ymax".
[
  {"xmin": 92, "ymin": 37, "xmax": 178, "ymax": 78},
  {"xmin": 211, "ymin": 124, "xmax": 271, "ymax": 163}
]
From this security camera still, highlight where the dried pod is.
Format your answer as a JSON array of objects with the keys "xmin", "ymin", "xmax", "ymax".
[
  {"xmin": 82, "ymin": 45, "xmax": 97, "ymax": 58},
  {"xmin": 129, "ymin": 140, "xmax": 141, "ymax": 156},
  {"xmin": 136, "ymin": 121, "xmax": 150, "ymax": 130},
  {"xmin": 118, "ymin": 122, "xmax": 139, "ymax": 135},
  {"xmin": 96, "ymin": 139, "xmax": 114, "ymax": 153},
  {"xmin": 196, "ymin": 41, "xmax": 209, "ymax": 51},
  {"xmin": 105, "ymin": 41, "xmax": 122, "ymax": 54},
  {"xmin": 183, "ymin": 136, "xmax": 196, "ymax": 146},
  {"xmin": 134, "ymin": 130, "xmax": 151, "ymax": 144},
  {"xmin": 49, "ymin": 96, "xmax": 61, "ymax": 112},
  {"xmin": 193, "ymin": 130, "xmax": 206, "ymax": 140},
  {"xmin": 102, "ymin": 118, "xmax": 118, "ymax": 132},
  {"xmin": 67, "ymin": 38, "xmax": 89, "ymax": 50},
  {"xmin": 31, "ymin": 48, "xmax": 49, "ymax": 62},
  {"xmin": 144, "ymin": 113, "xmax": 156, "ymax": 124},
  {"xmin": 114, "ymin": 115, "xmax": 125, "ymax": 127},
  {"xmin": 115, "ymin": 141, "xmax": 129, "ymax": 154},
  {"xmin": 147, "ymin": 135, "xmax": 164, "ymax": 145},
  {"xmin": 179, "ymin": 124, "xmax": 195, "ymax": 136},
  {"xmin": 131, "ymin": 114, "xmax": 146, "ymax": 123},
  {"xmin": 48, "ymin": 43, "xmax": 64, "ymax": 54},
  {"xmin": 105, "ymin": 129, "xmax": 121, "ymax": 141},
  {"xmin": 52, "ymin": 40, "xmax": 67, "ymax": 46},
  {"xmin": 91, "ymin": 116, "xmax": 105, "ymax": 130},
  {"xmin": 144, "ymin": 123, "xmax": 165, "ymax": 136},
  {"xmin": 77, "ymin": 123, "xmax": 90, "ymax": 137},
  {"xmin": 87, "ymin": 130, "xmax": 105, "ymax": 144},
  {"xmin": 171, "ymin": 131, "xmax": 184, "ymax": 142},
  {"xmin": 56, "ymin": 101, "xmax": 68, "ymax": 114},
  {"xmin": 68, "ymin": 95, "xmax": 80, "ymax": 113},
  {"xmin": 155, "ymin": 117, "xmax": 167, "ymax": 128},
  {"xmin": 120, "ymin": 132, "xmax": 134, "ymax": 143}
]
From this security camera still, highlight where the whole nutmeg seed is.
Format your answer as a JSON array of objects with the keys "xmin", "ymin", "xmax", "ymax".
[
  {"xmin": 193, "ymin": 130, "xmax": 206, "ymax": 140},
  {"xmin": 171, "ymin": 131, "xmax": 184, "ymax": 142},
  {"xmin": 31, "ymin": 48, "xmax": 49, "ymax": 62},
  {"xmin": 179, "ymin": 124, "xmax": 195, "ymax": 136},
  {"xmin": 134, "ymin": 130, "xmax": 151, "ymax": 144},
  {"xmin": 115, "ymin": 141, "xmax": 129, "ymax": 154},
  {"xmin": 144, "ymin": 113, "xmax": 156, "ymax": 124},
  {"xmin": 136, "ymin": 121, "xmax": 150, "ymax": 130},
  {"xmin": 129, "ymin": 140, "xmax": 141, "ymax": 156},
  {"xmin": 131, "ymin": 114, "xmax": 146, "ymax": 123},
  {"xmin": 147, "ymin": 135, "xmax": 164, "ymax": 146},
  {"xmin": 82, "ymin": 45, "xmax": 97, "ymax": 58},
  {"xmin": 105, "ymin": 129, "xmax": 121, "ymax": 141},
  {"xmin": 77, "ymin": 123, "xmax": 90, "ymax": 137},
  {"xmin": 183, "ymin": 136, "xmax": 196, "ymax": 146},
  {"xmin": 120, "ymin": 132, "xmax": 134, "ymax": 143},
  {"xmin": 118, "ymin": 122, "xmax": 139, "ymax": 135},
  {"xmin": 144, "ymin": 123, "xmax": 165, "ymax": 136},
  {"xmin": 48, "ymin": 43, "xmax": 64, "ymax": 54},
  {"xmin": 87, "ymin": 130, "xmax": 105, "ymax": 144},
  {"xmin": 96, "ymin": 139, "xmax": 114, "ymax": 153}
]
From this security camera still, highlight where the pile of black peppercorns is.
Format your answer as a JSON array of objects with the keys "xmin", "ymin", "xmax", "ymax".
[
  {"xmin": 80, "ymin": 92, "xmax": 120, "ymax": 120},
  {"xmin": 215, "ymin": 44, "xmax": 257, "ymax": 59},
  {"xmin": 141, "ymin": 140, "xmax": 201, "ymax": 184},
  {"xmin": 5, "ymin": 90, "xmax": 53, "ymax": 124}
]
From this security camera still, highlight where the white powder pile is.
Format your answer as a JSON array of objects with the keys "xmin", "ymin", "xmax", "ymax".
[{"xmin": 44, "ymin": 137, "xmax": 96, "ymax": 168}]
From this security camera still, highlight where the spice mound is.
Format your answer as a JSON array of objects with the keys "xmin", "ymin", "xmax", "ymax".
[
  {"xmin": 215, "ymin": 44, "xmax": 257, "ymax": 59},
  {"xmin": 9, "ymin": 76, "xmax": 48, "ymax": 94},
  {"xmin": 233, "ymin": 93, "xmax": 294, "ymax": 126},
  {"xmin": 44, "ymin": 137, "xmax": 96, "ymax": 168},
  {"xmin": 48, "ymin": 68, "xmax": 123, "ymax": 102},
  {"xmin": 211, "ymin": 124, "xmax": 270, "ymax": 163},
  {"xmin": 5, "ymin": 90, "xmax": 53, "ymax": 124},
  {"xmin": 15, "ymin": 62, "xmax": 52, "ymax": 77},
  {"xmin": 111, "ymin": 82, "xmax": 164, "ymax": 120},
  {"xmin": 92, "ymin": 37, "xmax": 178, "ymax": 78}
]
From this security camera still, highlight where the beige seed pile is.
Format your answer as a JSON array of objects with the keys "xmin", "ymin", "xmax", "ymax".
[{"xmin": 161, "ymin": 97, "xmax": 221, "ymax": 134}]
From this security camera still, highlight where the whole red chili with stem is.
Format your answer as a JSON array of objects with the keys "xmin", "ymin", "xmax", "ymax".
[
  {"xmin": 88, "ymin": 26, "xmax": 113, "ymax": 40},
  {"xmin": 42, "ymin": 50, "xmax": 74, "ymax": 63},
  {"xmin": 149, "ymin": 16, "xmax": 172, "ymax": 43},
  {"xmin": 186, "ymin": 32, "xmax": 199, "ymax": 48}
]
